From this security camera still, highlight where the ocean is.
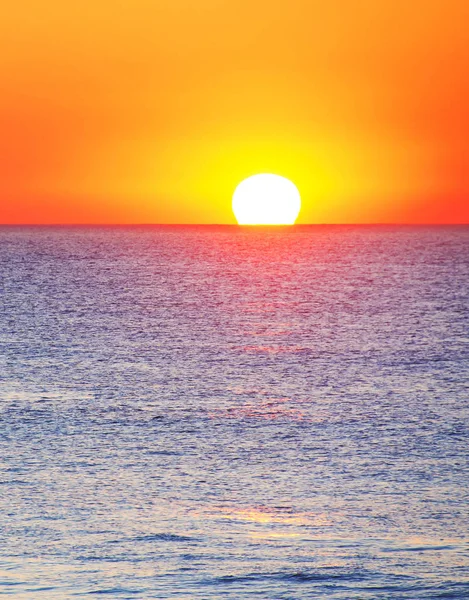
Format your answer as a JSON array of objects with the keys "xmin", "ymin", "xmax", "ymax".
[{"xmin": 1, "ymin": 225, "xmax": 468, "ymax": 599}]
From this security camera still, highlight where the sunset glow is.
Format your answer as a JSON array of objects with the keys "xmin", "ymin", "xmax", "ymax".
[{"xmin": 1, "ymin": 0, "xmax": 468, "ymax": 224}]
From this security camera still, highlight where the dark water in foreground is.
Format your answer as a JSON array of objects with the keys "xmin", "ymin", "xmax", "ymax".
[{"xmin": 1, "ymin": 225, "xmax": 468, "ymax": 599}]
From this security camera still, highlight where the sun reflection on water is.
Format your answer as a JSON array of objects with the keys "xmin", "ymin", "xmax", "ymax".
[{"xmin": 208, "ymin": 396, "xmax": 305, "ymax": 421}]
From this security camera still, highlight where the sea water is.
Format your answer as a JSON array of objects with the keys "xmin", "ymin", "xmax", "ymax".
[{"xmin": 1, "ymin": 225, "xmax": 468, "ymax": 599}]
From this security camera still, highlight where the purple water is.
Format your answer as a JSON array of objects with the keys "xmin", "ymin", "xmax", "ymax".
[{"xmin": 1, "ymin": 225, "xmax": 468, "ymax": 598}]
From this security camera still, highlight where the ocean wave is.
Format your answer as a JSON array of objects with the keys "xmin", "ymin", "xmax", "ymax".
[
  {"xmin": 200, "ymin": 569, "xmax": 371, "ymax": 585},
  {"xmin": 132, "ymin": 533, "xmax": 196, "ymax": 543}
]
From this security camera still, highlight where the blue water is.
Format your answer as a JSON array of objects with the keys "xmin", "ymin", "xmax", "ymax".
[{"xmin": 1, "ymin": 225, "xmax": 468, "ymax": 599}]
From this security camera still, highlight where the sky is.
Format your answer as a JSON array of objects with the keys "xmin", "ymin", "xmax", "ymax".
[{"xmin": 1, "ymin": 0, "xmax": 468, "ymax": 224}]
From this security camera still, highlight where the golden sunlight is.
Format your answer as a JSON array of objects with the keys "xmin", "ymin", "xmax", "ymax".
[{"xmin": 232, "ymin": 174, "xmax": 301, "ymax": 225}]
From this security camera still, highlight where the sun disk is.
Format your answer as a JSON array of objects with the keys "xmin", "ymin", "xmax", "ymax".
[{"xmin": 232, "ymin": 174, "xmax": 301, "ymax": 225}]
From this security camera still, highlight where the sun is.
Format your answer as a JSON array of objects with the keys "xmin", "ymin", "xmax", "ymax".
[{"xmin": 232, "ymin": 174, "xmax": 301, "ymax": 225}]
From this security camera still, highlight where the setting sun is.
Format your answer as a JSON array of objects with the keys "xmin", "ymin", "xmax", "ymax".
[{"xmin": 232, "ymin": 174, "xmax": 301, "ymax": 225}]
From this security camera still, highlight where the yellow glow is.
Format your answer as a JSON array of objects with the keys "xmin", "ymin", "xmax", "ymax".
[{"xmin": 232, "ymin": 174, "xmax": 301, "ymax": 225}]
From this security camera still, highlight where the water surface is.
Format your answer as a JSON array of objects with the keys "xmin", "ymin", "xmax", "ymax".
[{"xmin": 1, "ymin": 225, "xmax": 468, "ymax": 598}]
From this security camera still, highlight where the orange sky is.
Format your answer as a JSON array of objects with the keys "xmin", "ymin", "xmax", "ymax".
[{"xmin": 1, "ymin": 0, "xmax": 468, "ymax": 223}]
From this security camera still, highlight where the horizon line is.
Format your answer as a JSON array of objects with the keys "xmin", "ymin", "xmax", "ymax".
[{"xmin": 0, "ymin": 223, "xmax": 468, "ymax": 227}]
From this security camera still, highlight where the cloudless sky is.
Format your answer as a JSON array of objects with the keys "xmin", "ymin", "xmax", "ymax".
[{"xmin": 1, "ymin": 0, "xmax": 468, "ymax": 223}]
